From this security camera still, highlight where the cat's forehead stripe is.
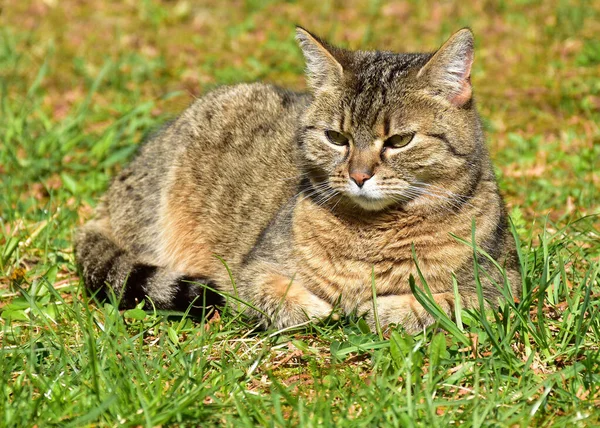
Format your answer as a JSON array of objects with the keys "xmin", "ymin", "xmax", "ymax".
[
  {"xmin": 343, "ymin": 106, "xmax": 351, "ymax": 133},
  {"xmin": 377, "ymin": 112, "xmax": 390, "ymax": 138}
]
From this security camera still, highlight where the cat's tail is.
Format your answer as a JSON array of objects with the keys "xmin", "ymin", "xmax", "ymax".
[{"xmin": 74, "ymin": 220, "xmax": 223, "ymax": 313}]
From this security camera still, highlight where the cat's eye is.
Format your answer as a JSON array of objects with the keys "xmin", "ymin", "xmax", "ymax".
[
  {"xmin": 325, "ymin": 130, "xmax": 349, "ymax": 146},
  {"xmin": 383, "ymin": 133, "xmax": 415, "ymax": 149}
]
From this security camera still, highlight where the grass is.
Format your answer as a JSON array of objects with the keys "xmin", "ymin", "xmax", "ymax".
[{"xmin": 1, "ymin": 0, "xmax": 599, "ymax": 426}]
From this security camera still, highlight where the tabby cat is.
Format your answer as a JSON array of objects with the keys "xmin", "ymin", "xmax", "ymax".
[{"xmin": 75, "ymin": 27, "xmax": 521, "ymax": 333}]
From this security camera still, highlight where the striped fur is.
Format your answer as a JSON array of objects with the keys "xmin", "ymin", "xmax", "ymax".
[
  {"xmin": 75, "ymin": 28, "xmax": 521, "ymax": 332},
  {"xmin": 75, "ymin": 221, "xmax": 222, "ymax": 313}
]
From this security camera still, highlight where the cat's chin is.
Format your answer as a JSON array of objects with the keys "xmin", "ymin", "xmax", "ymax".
[{"xmin": 348, "ymin": 195, "xmax": 397, "ymax": 212}]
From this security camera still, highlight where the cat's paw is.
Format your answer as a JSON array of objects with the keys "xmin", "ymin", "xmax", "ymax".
[
  {"xmin": 303, "ymin": 292, "xmax": 335, "ymax": 320},
  {"xmin": 359, "ymin": 293, "xmax": 454, "ymax": 334},
  {"xmin": 260, "ymin": 272, "xmax": 334, "ymax": 329},
  {"xmin": 272, "ymin": 291, "xmax": 334, "ymax": 329}
]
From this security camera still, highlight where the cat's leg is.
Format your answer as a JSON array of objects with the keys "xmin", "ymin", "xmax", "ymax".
[
  {"xmin": 235, "ymin": 264, "xmax": 334, "ymax": 330},
  {"xmin": 358, "ymin": 292, "xmax": 462, "ymax": 334}
]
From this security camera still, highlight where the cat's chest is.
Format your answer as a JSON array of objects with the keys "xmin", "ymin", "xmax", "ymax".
[{"xmin": 291, "ymin": 200, "xmax": 469, "ymax": 307}]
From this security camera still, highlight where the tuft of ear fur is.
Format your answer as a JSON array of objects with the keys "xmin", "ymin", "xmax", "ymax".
[
  {"xmin": 295, "ymin": 27, "xmax": 344, "ymax": 92},
  {"xmin": 418, "ymin": 28, "xmax": 474, "ymax": 107}
]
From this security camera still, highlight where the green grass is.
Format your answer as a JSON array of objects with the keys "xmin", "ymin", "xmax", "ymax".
[{"xmin": 1, "ymin": 1, "xmax": 599, "ymax": 426}]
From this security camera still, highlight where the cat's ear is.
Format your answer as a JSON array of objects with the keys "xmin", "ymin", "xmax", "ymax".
[
  {"xmin": 296, "ymin": 27, "xmax": 344, "ymax": 92},
  {"xmin": 418, "ymin": 28, "xmax": 474, "ymax": 107}
]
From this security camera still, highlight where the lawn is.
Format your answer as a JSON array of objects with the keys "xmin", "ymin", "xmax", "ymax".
[{"xmin": 1, "ymin": 0, "xmax": 599, "ymax": 426}]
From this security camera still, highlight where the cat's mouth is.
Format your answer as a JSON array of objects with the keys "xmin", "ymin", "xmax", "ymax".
[{"xmin": 342, "ymin": 177, "xmax": 401, "ymax": 211}]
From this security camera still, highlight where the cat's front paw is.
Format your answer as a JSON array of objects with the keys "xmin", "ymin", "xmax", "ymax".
[
  {"xmin": 359, "ymin": 293, "xmax": 454, "ymax": 334},
  {"xmin": 260, "ymin": 272, "xmax": 334, "ymax": 329}
]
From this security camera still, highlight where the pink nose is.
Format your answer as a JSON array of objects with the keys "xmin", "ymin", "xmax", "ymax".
[{"xmin": 349, "ymin": 171, "xmax": 373, "ymax": 188}]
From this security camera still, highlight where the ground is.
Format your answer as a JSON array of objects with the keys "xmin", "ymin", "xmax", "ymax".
[{"xmin": 1, "ymin": 0, "xmax": 599, "ymax": 426}]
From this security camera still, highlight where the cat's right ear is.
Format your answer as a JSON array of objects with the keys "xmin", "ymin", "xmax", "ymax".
[
  {"xmin": 417, "ymin": 28, "xmax": 474, "ymax": 107},
  {"xmin": 296, "ymin": 27, "xmax": 344, "ymax": 92}
]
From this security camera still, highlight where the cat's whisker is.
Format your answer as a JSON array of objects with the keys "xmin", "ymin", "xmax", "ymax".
[
  {"xmin": 413, "ymin": 185, "xmax": 470, "ymax": 203},
  {"xmin": 413, "ymin": 191, "xmax": 465, "ymax": 212},
  {"xmin": 288, "ymin": 180, "xmax": 330, "ymax": 199},
  {"xmin": 314, "ymin": 189, "xmax": 341, "ymax": 208},
  {"xmin": 418, "ymin": 193, "xmax": 470, "ymax": 213},
  {"xmin": 404, "ymin": 182, "xmax": 478, "ymax": 211},
  {"xmin": 411, "ymin": 181, "xmax": 476, "ymax": 204},
  {"xmin": 383, "ymin": 187, "xmax": 469, "ymax": 214},
  {"xmin": 295, "ymin": 182, "xmax": 335, "ymax": 205},
  {"xmin": 330, "ymin": 194, "xmax": 343, "ymax": 211}
]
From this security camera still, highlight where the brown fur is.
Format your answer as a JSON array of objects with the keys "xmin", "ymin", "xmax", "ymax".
[{"xmin": 75, "ymin": 28, "xmax": 521, "ymax": 333}]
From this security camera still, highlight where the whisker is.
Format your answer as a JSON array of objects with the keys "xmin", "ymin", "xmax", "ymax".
[
  {"xmin": 381, "ymin": 186, "xmax": 471, "ymax": 214},
  {"xmin": 407, "ymin": 181, "xmax": 478, "ymax": 211},
  {"xmin": 296, "ymin": 182, "xmax": 334, "ymax": 205},
  {"xmin": 330, "ymin": 195, "xmax": 343, "ymax": 212},
  {"xmin": 412, "ymin": 181, "xmax": 475, "ymax": 202},
  {"xmin": 314, "ymin": 190, "xmax": 340, "ymax": 208},
  {"xmin": 412, "ymin": 190, "xmax": 470, "ymax": 212}
]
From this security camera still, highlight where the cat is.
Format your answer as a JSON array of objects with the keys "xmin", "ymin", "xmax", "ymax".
[{"xmin": 75, "ymin": 27, "xmax": 521, "ymax": 333}]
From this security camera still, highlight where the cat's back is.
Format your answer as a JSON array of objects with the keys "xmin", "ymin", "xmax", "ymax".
[
  {"xmin": 105, "ymin": 83, "xmax": 309, "ymax": 268},
  {"xmin": 149, "ymin": 83, "xmax": 310, "ymax": 276}
]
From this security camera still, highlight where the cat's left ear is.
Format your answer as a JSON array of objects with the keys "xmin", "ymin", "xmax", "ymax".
[
  {"xmin": 296, "ymin": 27, "xmax": 345, "ymax": 92},
  {"xmin": 418, "ymin": 29, "xmax": 474, "ymax": 107}
]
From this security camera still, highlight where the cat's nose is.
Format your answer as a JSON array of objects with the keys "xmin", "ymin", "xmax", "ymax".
[{"xmin": 349, "ymin": 171, "xmax": 373, "ymax": 188}]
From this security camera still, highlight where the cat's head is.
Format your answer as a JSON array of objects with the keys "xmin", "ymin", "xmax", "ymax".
[{"xmin": 296, "ymin": 27, "xmax": 486, "ymax": 213}]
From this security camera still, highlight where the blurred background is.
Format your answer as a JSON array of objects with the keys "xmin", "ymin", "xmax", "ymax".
[{"xmin": 0, "ymin": 1, "xmax": 598, "ymax": 280}]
